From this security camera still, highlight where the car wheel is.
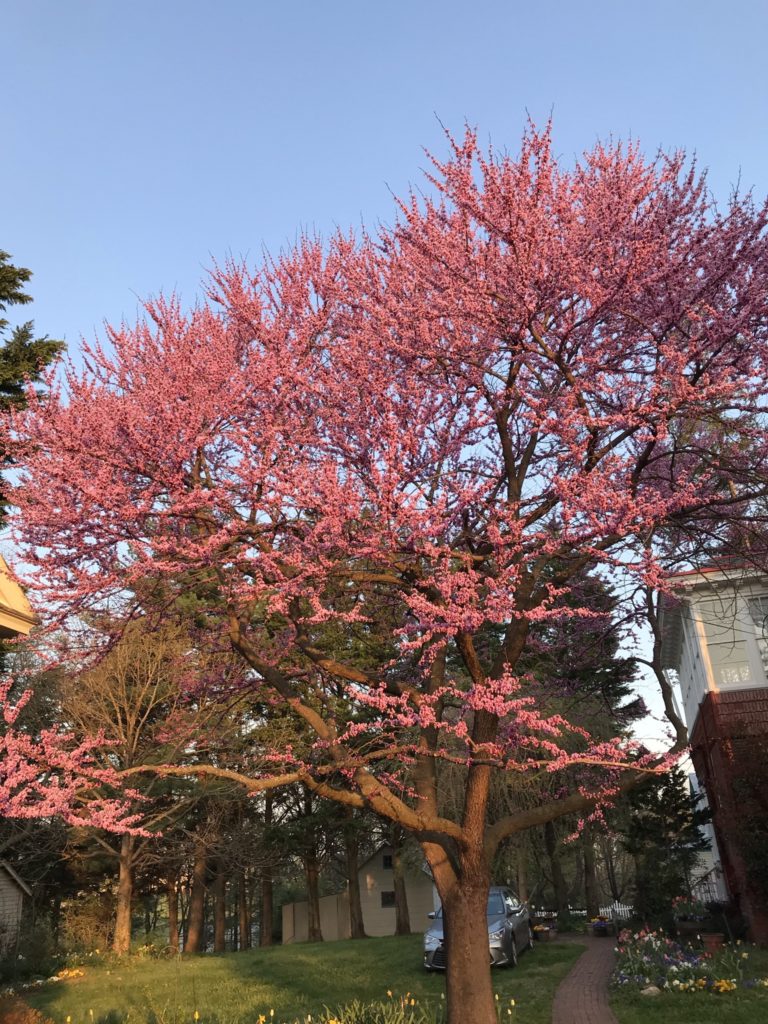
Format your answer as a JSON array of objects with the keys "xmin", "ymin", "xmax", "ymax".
[
  {"xmin": 509, "ymin": 936, "xmax": 518, "ymax": 967},
  {"xmin": 527, "ymin": 925, "xmax": 535, "ymax": 950}
]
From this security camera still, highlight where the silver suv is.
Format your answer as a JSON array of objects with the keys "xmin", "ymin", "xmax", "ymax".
[{"xmin": 423, "ymin": 886, "xmax": 533, "ymax": 970}]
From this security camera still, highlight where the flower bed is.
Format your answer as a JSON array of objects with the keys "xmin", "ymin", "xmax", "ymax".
[{"xmin": 612, "ymin": 928, "xmax": 768, "ymax": 995}]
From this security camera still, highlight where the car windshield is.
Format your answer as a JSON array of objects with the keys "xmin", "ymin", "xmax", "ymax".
[{"xmin": 433, "ymin": 892, "xmax": 509, "ymax": 919}]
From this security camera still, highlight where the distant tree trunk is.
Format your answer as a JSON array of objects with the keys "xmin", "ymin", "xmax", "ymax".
[
  {"xmin": 583, "ymin": 828, "xmax": 600, "ymax": 919},
  {"xmin": 113, "ymin": 833, "xmax": 134, "ymax": 955},
  {"xmin": 51, "ymin": 895, "xmax": 62, "ymax": 948},
  {"xmin": 392, "ymin": 827, "xmax": 411, "ymax": 936},
  {"xmin": 516, "ymin": 844, "xmax": 529, "ymax": 903},
  {"xmin": 185, "ymin": 840, "xmax": 208, "ymax": 953},
  {"xmin": 213, "ymin": 863, "xmax": 226, "ymax": 952},
  {"xmin": 167, "ymin": 875, "xmax": 179, "ymax": 954},
  {"xmin": 601, "ymin": 837, "xmax": 622, "ymax": 903},
  {"xmin": 238, "ymin": 869, "xmax": 251, "ymax": 949},
  {"xmin": 544, "ymin": 821, "xmax": 569, "ymax": 921},
  {"xmin": 344, "ymin": 814, "xmax": 367, "ymax": 939},
  {"xmin": 259, "ymin": 794, "xmax": 274, "ymax": 947},
  {"xmin": 304, "ymin": 848, "xmax": 323, "ymax": 941}
]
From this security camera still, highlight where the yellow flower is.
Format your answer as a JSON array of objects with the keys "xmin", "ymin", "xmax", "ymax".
[
  {"xmin": 194, "ymin": 1013, "xmax": 199, "ymax": 1022},
  {"xmin": 410, "ymin": 998, "xmax": 415, "ymax": 1006},
  {"xmin": 386, "ymin": 990, "xmax": 392, "ymax": 997},
  {"xmin": 258, "ymin": 1016, "xmax": 266, "ymax": 1023}
]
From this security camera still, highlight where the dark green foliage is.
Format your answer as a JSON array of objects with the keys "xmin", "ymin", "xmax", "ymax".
[
  {"xmin": 622, "ymin": 767, "xmax": 711, "ymax": 926},
  {"xmin": 0, "ymin": 250, "xmax": 63, "ymax": 416}
]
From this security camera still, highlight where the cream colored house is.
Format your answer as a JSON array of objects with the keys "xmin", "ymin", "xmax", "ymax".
[
  {"xmin": 282, "ymin": 844, "xmax": 436, "ymax": 943},
  {"xmin": 0, "ymin": 554, "xmax": 36, "ymax": 639},
  {"xmin": 0, "ymin": 861, "xmax": 32, "ymax": 952},
  {"xmin": 0, "ymin": 555, "xmax": 37, "ymax": 950}
]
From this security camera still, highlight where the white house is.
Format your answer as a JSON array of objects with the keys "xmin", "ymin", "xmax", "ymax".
[
  {"xmin": 281, "ymin": 843, "xmax": 436, "ymax": 943},
  {"xmin": 661, "ymin": 564, "xmax": 768, "ymax": 939}
]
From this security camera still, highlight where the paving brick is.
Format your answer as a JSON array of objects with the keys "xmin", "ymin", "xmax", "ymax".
[{"xmin": 551, "ymin": 935, "xmax": 618, "ymax": 1024}]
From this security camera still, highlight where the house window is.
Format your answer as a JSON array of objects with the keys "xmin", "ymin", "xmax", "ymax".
[
  {"xmin": 381, "ymin": 891, "xmax": 396, "ymax": 908},
  {"xmin": 748, "ymin": 597, "xmax": 768, "ymax": 676},
  {"xmin": 382, "ymin": 854, "xmax": 393, "ymax": 869}
]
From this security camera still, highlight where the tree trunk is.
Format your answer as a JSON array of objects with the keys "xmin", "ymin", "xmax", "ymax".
[
  {"xmin": 259, "ymin": 794, "xmax": 274, "ymax": 946},
  {"xmin": 583, "ymin": 828, "xmax": 600, "ymax": 920},
  {"xmin": 213, "ymin": 863, "xmax": 226, "ymax": 952},
  {"xmin": 167, "ymin": 875, "xmax": 179, "ymax": 954},
  {"xmin": 544, "ymin": 821, "xmax": 570, "ymax": 921},
  {"xmin": 601, "ymin": 837, "xmax": 621, "ymax": 902},
  {"xmin": 344, "ymin": 818, "xmax": 367, "ymax": 939},
  {"xmin": 391, "ymin": 827, "xmax": 411, "ymax": 936},
  {"xmin": 113, "ymin": 833, "xmax": 134, "ymax": 955},
  {"xmin": 304, "ymin": 849, "xmax": 323, "ymax": 942},
  {"xmin": 426, "ymin": 844, "xmax": 497, "ymax": 1024},
  {"xmin": 238, "ymin": 869, "xmax": 251, "ymax": 949},
  {"xmin": 516, "ymin": 844, "xmax": 529, "ymax": 903},
  {"xmin": 185, "ymin": 841, "xmax": 208, "ymax": 953}
]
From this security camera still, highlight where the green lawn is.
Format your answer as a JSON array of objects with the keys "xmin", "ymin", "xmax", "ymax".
[
  {"xmin": 21, "ymin": 936, "xmax": 583, "ymax": 1024},
  {"xmin": 611, "ymin": 947, "xmax": 768, "ymax": 1024}
]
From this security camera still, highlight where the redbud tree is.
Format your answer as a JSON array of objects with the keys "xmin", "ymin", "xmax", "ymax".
[{"xmin": 9, "ymin": 127, "xmax": 768, "ymax": 1021}]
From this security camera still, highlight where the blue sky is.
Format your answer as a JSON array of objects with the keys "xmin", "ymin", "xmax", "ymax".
[{"xmin": 3, "ymin": 0, "xmax": 768, "ymax": 351}]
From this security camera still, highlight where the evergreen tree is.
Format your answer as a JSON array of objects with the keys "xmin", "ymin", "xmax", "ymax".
[
  {"xmin": 622, "ymin": 766, "xmax": 711, "ymax": 924},
  {"xmin": 0, "ymin": 249, "xmax": 63, "ymax": 512}
]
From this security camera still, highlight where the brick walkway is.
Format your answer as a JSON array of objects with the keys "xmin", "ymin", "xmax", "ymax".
[{"xmin": 551, "ymin": 935, "xmax": 618, "ymax": 1024}]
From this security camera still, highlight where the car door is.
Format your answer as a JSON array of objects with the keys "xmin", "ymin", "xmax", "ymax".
[{"xmin": 502, "ymin": 889, "xmax": 528, "ymax": 947}]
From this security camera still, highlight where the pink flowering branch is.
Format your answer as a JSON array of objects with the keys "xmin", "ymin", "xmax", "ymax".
[{"xmin": 0, "ymin": 681, "xmax": 146, "ymax": 832}]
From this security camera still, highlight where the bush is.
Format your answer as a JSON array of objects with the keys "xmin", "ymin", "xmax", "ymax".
[
  {"xmin": 0, "ymin": 917, "xmax": 58, "ymax": 983},
  {"xmin": 59, "ymin": 891, "xmax": 114, "ymax": 954}
]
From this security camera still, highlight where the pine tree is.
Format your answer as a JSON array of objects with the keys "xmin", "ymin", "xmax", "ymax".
[
  {"xmin": 622, "ymin": 767, "xmax": 711, "ymax": 924},
  {"xmin": 0, "ymin": 249, "xmax": 63, "ymax": 512}
]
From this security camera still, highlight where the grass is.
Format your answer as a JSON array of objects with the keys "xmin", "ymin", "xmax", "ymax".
[
  {"xmin": 611, "ymin": 946, "xmax": 768, "ymax": 1024},
  {"xmin": 20, "ymin": 935, "xmax": 583, "ymax": 1024}
]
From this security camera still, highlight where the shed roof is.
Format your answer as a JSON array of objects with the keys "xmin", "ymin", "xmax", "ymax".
[{"xmin": 0, "ymin": 860, "xmax": 32, "ymax": 898}]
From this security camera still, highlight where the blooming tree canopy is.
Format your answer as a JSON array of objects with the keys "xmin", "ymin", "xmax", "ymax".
[{"xmin": 7, "ymin": 126, "xmax": 768, "ymax": 1021}]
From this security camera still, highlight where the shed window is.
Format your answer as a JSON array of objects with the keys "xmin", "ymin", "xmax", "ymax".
[
  {"xmin": 381, "ymin": 891, "xmax": 396, "ymax": 908},
  {"xmin": 382, "ymin": 854, "xmax": 393, "ymax": 869}
]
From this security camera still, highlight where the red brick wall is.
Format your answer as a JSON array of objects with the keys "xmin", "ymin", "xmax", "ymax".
[{"xmin": 690, "ymin": 690, "xmax": 768, "ymax": 942}]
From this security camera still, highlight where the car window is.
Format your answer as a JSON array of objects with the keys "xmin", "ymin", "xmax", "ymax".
[
  {"xmin": 503, "ymin": 892, "xmax": 520, "ymax": 913},
  {"xmin": 432, "ymin": 891, "xmax": 520, "ymax": 918},
  {"xmin": 486, "ymin": 892, "xmax": 505, "ymax": 915}
]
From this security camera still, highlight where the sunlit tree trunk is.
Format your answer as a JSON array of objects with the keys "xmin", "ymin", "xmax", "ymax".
[
  {"xmin": 113, "ymin": 833, "xmax": 134, "ymax": 955},
  {"xmin": 185, "ymin": 840, "xmax": 208, "ymax": 953}
]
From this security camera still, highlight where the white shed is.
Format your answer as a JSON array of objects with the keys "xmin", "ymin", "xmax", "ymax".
[{"xmin": 0, "ymin": 861, "xmax": 32, "ymax": 951}]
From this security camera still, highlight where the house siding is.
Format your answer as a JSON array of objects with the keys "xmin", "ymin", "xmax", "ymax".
[
  {"xmin": 0, "ymin": 871, "xmax": 24, "ymax": 951},
  {"xmin": 357, "ymin": 849, "xmax": 434, "ymax": 937},
  {"xmin": 281, "ymin": 845, "xmax": 435, "ymax": 943}
]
